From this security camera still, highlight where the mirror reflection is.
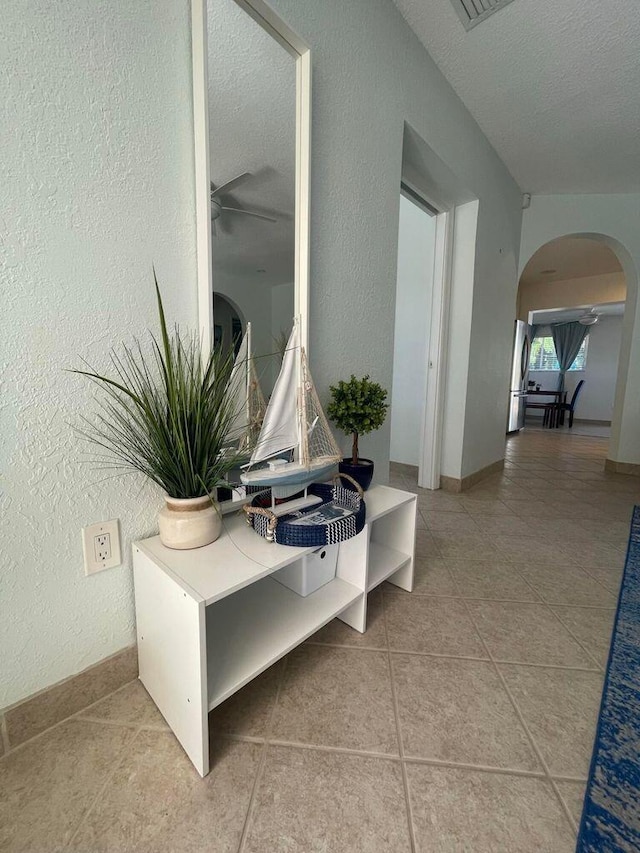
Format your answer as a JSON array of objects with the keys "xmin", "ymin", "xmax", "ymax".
[{"xmin": 207, "ymin": 0, "xmax": 296, "ymax": 401}]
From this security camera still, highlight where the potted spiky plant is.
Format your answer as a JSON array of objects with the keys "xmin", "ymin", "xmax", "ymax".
[
  {"xmin": 327, "ymin": 374, "xmax": 388, "ymax": 491},
  {"xmin": 72, "ymin": 274, "xmax": 245, "ymax": 549}
]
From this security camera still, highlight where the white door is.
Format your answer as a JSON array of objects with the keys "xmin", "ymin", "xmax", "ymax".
[{"xmin": 390, "ymin": 192, "xmax": 437, "ymax": 470}]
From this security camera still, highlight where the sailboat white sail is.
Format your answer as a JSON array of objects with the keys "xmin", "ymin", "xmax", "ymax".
[{"xmin": 241, "ymin": 321, "xmax": 341, "ymax": 494}]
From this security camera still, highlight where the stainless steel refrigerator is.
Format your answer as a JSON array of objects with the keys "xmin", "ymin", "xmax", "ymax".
[{"xmin": 507, "ymin": 320, "xmax": 531, "ymax": 433}]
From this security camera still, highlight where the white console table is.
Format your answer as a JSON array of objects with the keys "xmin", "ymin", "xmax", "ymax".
[{"xmin": 132, "ymin": 484, "xmax": 416, "ymax": 776}]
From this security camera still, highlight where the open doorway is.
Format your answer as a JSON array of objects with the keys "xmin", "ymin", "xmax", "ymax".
[
  {"xmin": 513, "ymin": 236, "xmax": 627, "ymax": 444},
  {"xmin": 390, "ymin": 186, "xmax": 438, "ymax": 484}
]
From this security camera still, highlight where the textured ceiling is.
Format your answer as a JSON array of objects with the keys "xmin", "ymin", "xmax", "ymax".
[
  {"xmin": 207, "ymin": 0, "xmax": 295, "ymax": 287},
  {"xmin": 520, "ymin": 236, "xmax": 622, "ymax": 286},
  {"xmin": 392, "ymin": 0, "xmax": 640, "ymax": 194}
]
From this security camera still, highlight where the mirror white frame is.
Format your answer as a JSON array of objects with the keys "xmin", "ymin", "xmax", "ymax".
[{"xmin": 191, "ymin": 0, "xmax": 311, "ymax": 356}]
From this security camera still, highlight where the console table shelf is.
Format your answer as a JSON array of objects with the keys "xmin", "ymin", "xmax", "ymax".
[
  {"xmin": 133, "ymin": 484, "xmax": 416, "ymax": 776},
  {"xmin": 206, "ymin": 575, "xmax": 361, "ymax": 709},
  {"xmin": 367, "ymin": 543, "xmax": 411, "ymax": 592}
]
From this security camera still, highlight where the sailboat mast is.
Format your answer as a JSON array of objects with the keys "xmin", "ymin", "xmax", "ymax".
[
  {"xmin": 299, "ymin": 342, "xmax": 310, "ymax": 468},
  {"xmin": 246, "ymin": 322, "xmax": 252, "ymax": 434}
]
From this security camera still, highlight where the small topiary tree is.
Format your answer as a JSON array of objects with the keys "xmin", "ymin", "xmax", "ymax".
[{"xmin": 327, "ymin": 375, "xmax": 389, "ymax": 465}]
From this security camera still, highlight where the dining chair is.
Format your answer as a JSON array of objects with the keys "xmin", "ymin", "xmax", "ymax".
[{"xmin": 556, "ymin": 380, "xmax": 585, "ymax": 428}]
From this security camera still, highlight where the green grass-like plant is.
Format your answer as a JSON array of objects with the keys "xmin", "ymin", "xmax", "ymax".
[
  {"xmin": 327, "ymin": 374, "xmax": 389, "ymax": 465},
  {"xmin": 72, "ymin": 273, "xmax": 244, "ymax": 500}
]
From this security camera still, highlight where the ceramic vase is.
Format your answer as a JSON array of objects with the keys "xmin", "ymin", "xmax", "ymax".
[{"xmin": 158, "ymin": 495, "xmax": 221, "ymax": 550}]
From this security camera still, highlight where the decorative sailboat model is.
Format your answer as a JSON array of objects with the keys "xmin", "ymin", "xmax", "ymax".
[{"xmin": 240, "ymin": 320, "xmax": 341, "ymax": 507}]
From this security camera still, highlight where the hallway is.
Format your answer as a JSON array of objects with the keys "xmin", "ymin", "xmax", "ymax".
[{"xmin": 1, "ymin": 431, "xmax": 638, "ymax": 851}]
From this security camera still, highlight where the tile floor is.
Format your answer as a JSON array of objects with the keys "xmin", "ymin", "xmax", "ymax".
[{"xmin": 2, "ymin": 429, "xmax": 638, "ymax": 852}]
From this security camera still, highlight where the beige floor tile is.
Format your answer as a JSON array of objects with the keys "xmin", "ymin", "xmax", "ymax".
[
  {"xmin": 79, "ymin": 679, "xmax": 168, "ymax": 729},
  {"xmin": 554, "ymin": 780, "xmax": 586, "ymax": 826},
  {"xmin": 209, "ymin": 659, "xmax": 284, "ymax": 737},
  {"xmin": 415, "ymin": 510, "xmax": 428, "ymax": 529},
  {"xmin": 385, "ymin": 555, "xmax": 459, "ymax": 597},
  {"xmin": 471, "ymin": 515, "xmax": 531, "ymax": 536},
  {"xmin": 68, "ymin": 733, "xmax": 261, "ymax": 852},
  {"xmin": 566, "ymin": 541, "xmax": 628, "ymax": 569},
  {"xmin": 499, "ymin": 664, "xmax": 603, "ymax": 778},
  {"xmin": 577, "ymin": 519, "xmax": 633, "ymax": 548},
  {"xmin": 423, "ymin": 511, "xmax": 479, "ymax": 533},
  {"xmin": 4, "ymin": 647, "xmax": 138, "ymax": 749},
  {"xmin": 466, "ymin": 601, "xmax": 597, "ymax": 667},
  {"xmin": 307, "ymin": 589, "xmax": 387, "ymax": 648},
  {"xmin": 384, "ymin": 593, "xmax": 487, "ymax": 658},
  {"xmin": 392, "ymin": 655, "xmax": 540, "ymax": 770},
  {"xmin": 447, "ymin": 559, "xmax": 540, "ymax": 602},
  {"xmin": 549, "ymin": 606, "xmax": 616, "ymax": 667},
  {"xmin": 460, "ymin": 497, "xmax": 513, "ymax": 519},
  {"xmin": 270, "ymin": 645, "xmax": 399, "ymax": 754},
  {"xmin": 492, "ymin": 535, "xmax": 576, "ymax": 564},
  {"xmin": 415, "ymin": 531, "xmax": 441, "ymax": 560},
  {"xmin": 417, "ymin": 493, "xmax": 465, "ymax": 512},
  {"xmin": 505, "ymin": 499, "xmax": 565, "ymax": 516},
  {"xmin": 407, "ymin": 764, "xmax": 576, "ymax": 853},
  {"xmin": 0, "ymin": 718, "xmax": 134, "ymax": 852},
  {"xmin": 517, "ymin": 563, "xmax": 617, "ymax": 607},
  {"xmin": 432, "ymin": 533, "xmax": 501, "ymax": 561},
  {"xmin": 582, "ymin": 564, "xmax": 624, "ymax": 593},
  {"xmin": 244, "ymin": 746, "xmax": 412, "ymax": 852}
]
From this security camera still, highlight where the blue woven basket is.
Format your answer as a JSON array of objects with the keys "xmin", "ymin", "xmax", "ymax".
[{"xmin": 244, "ymin": 475, "xmax": 366, "ymax": 547}]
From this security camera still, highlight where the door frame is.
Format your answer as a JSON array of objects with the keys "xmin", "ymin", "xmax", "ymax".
[
  {"xmin": 394, "ymin": 183, "xmax": 453, "ymax": 490},
  {"xmin": 419, "ymin": 208, "xmax": 453, "ymax": 490}
]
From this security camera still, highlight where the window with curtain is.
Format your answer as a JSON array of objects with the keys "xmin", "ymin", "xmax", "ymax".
[{"xmin": 529, "ymin": 335, "xmax": 588, "ymax": 371}]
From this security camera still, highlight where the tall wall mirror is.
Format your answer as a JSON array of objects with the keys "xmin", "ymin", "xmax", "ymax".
[{"xmin": 192, "ymin": 0, "xmax": 311, "ymax": 506}]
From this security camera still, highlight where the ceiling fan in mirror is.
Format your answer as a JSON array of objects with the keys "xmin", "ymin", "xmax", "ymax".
[{"xmin": 210, "ymin": 172, "xmax": 278, "ymax": 234}]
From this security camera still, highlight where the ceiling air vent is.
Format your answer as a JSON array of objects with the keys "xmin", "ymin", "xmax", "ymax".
[{"xmin": 450, "ymin": 0, "xmax": 517, "ymax": 31}]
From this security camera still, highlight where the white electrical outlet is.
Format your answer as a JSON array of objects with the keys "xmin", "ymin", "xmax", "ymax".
[{"xmin": 82, "ymin": 519, "xmax": 122, "ymax": 575}]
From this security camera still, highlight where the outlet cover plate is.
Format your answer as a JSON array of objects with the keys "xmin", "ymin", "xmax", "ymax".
[{"xmin": 82, "ymin": 519, "xmax": 122, "ymax": 575}]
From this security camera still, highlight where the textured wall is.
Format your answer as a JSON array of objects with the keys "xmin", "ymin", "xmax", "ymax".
[
  {"xmin": 268, "ymin": 0, "xmax": 523, "ymax": 480},
  {"xmin": 1, "ymin": 0, "xmax": 196, "ymax": 707},
  {"xmin": 2, "ymin": 0, "xmax": 523, "ymax": 707}
]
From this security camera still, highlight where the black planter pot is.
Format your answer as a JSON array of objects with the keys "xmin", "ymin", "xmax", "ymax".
[{"xmin": 338, "ymin": 457, "xmax": 374, "ymax": 492}]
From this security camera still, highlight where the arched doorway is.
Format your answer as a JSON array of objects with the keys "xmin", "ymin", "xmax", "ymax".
[
  {"xmin": 516, "ymin": 232, "xmax": 638, "ymax": 469},
  {"xmin": 213, "ymin": 292, "xmax": 245, "ymax": 361}
]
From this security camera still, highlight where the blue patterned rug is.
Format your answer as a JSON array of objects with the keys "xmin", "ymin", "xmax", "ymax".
[{"xmin": 577, "ymin": 505, "xmax": 640, "ymax": 852}]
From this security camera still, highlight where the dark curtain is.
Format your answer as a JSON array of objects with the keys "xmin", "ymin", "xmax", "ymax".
[{"xmin": 551, "ymin": 322, "xmax": 589, "ymax": 392}]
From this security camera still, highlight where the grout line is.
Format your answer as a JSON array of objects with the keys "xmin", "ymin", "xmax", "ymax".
[
  {"xmin": 64, "ymin": 724, "xmax": 143, "ymax": 849},
  {"xmin": 382, "ymin": 582, "xmax": 417, "ymax": 853},
  {"xmin": 458, "ymin": 597, "xmax": 579, "ymax": 834},
  {"xmin": 485, "ymin": 657, "xmax": 601, "ymax": 673},
  {"xmin": 538, "ymin": 603, "xmax": 606, "ymax": 671},
  {"xmin": 549, "ymin": 778, "xmax": 579, "ymax": 834},
  {"xmin": 264, "ymin": 738, "xmax": 400, "ymax": 762},
  {"xmin": 237, "ymin": 655, "xmax": 288, "ymax": 853},
  {"xmin": 304, "ymin": 639, "xmax": 389, "ymax": 652},
  {"xmin": 402, "ymin": 755, "xmax": 546, "ymax": 778}
]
